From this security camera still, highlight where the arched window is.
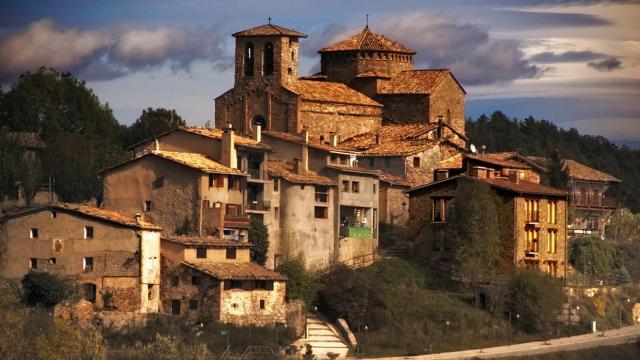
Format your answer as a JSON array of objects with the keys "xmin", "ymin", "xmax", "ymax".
[
  {"xmin": 244, "ymin": 43, "xmax": 254, "ymax": 77},
  {"xmin": 264, "ymin": 43, "xmax": 274, "ymax": 75},
  {"xmin": 252, "ymin": 115, "xmax": 266, "ymax": 129}
]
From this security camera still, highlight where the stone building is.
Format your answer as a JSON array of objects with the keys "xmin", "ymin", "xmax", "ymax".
[
  {"xmin": 406, "ymin": 156, "xmax": 569, "ymax": 278},
  {"xmin": 160, "ymin": 235, "xmax": 286, "ymax": 326},
  {"xmin": 0, "ymin": 203, "xmax": 161, "ymax": 312}
]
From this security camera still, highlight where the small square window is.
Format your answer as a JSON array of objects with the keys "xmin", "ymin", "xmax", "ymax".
[
  {"xmin": 145, "ymin": 201, "xmax": 152, "ymax": 212},
  {"xmin": 352, "ymin": 181, "xmax": 360, "ymax": 193},
  {"xmin": 413, "ymin": 157, "xmax": 421, "ymax": 168},
  {"xmin": 30, "ymin": 228, "xmax": 39, "ymax": 239},
  {"xmin": 196, "ymin": 248, "xmax": 207, "ymax": 259},
  {"xmin": 51, "ymin": 211, "xmax": 57, "ymax": 218},
  {"xmin": 231, "ymin": 280, "xmax": 242, "ymax": 289},
  {"xmin": 373, "ymin": 183, "xmax": 377, "ymax": 194},
  {"xmin": 171, "ymin": 275, "xmax": 179, "ymax": 287},
  {"xmin": 273, "ymin": 179, "xmax": 279, "ymax": 192},
  {"xmin": 189, "ymin": 299, "xmax": 198, "ymax": 310},
  {"xmin": 314, "ymin": 206, "xmax": 328, "ymax": 219},
  {"xmin": 153, "ymin": 176, "xmax": 165, "ymax": 189},
  {"xmin": 171, "ymin": 299, "xmax": 181, "ymax": 315},
  {"xmin": 48, "ymin": 258, "xmax": 56, "ymax": 264},
  {"xmin": 191, "ymin": 276, "xmax": 202, "ymax": 286},
  {"xmin": 84, "ymin": 226, "xmax": 94, "ymax": 239},
  {"xmin": 226, "ymin": 248, "xmax": 237, "ymax": 260},
  {"xmin": 260, "ymin": 299, "xmax": 265, "ymax": 309},
  {"xmin": 274, "ymin": 207, "xmax": 280, "ymax": 221},
  {"xmin": 341, "ymin": 181, "xmax": 349, "ymax": 192},
  {"xmin": 255, "ymin": 280, "xmax": 266, "ymax": 289},
  {"xmin": 83, "ymin": 257, "xmax": 94, "ymax": 271},
  {"xmin": 29, "ymin": 258, "xmax": 38, "ymax": 269}
]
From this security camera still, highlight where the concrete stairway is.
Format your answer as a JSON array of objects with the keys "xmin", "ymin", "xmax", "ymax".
[
  {"xmin": 383, "ymin": 242, "xmax": 410, "ymax": 258},
  {"xmin": 304, "ymin": 313, "xmax": 349, "ymax": 359}
]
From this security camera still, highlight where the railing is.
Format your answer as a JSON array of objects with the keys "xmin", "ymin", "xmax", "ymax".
[
  {"xmin": 316, "ymin": 250, "xmax": 384, "ymax": 275},
  {"xmin": 224, "ymin": 214, "xmax": 250, "ymax": 228},
  {"xmin": 246, "ymin": 200, "xmax": 270, "ymax": 211},
  {"xmin": 569, "ymin": 229, "xmax": 602, "ymax": 237},
  {"xmin": 339, "ymin": 226, "xmax": 372, "ymax": 239},
  {"xmin": 247, "ymin": 167, "xmax": 262, "ymax": 180},
  {"xmin": 572, "ymin": 195, "xmax": 617, "ymax": 209},
  {"xmin": 314, "ymin": 192, "xmax": 329, "ymax": 203}
]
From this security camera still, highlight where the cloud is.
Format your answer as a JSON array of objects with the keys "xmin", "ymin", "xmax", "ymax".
[
  {"xmin": 588, "ymin": 57, "xmax": 623, "ymax": 71},
  {"xmin": 490, "ymin": 10, "xmax": 612, "ymax": 29},
  {"xmin": 376, "ymin": 12, "xmax": 542, "ymax": 85},
  {"xmin": 529, "ymin": 50, "xmax": 607, "ymax": 63},
  {"xmin": 0, "ymin": 18, "xmax": 231, "ymax": 83}
]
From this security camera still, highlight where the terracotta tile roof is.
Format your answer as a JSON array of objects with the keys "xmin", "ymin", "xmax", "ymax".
[
  {"xmin": 325, "ymin": 164, "xmax": 381, "ymax": 176},
  {"xmin": 162, "ymin": 235, "xmax": 251, "ymax": 247},
  {"xmin": 5, "ymin": 132, "xmax": 46, "ymax": 149},
  {"xmin": 299, "ymin": 72, "xmax": 328, "ymax": 81},
  {"xmin": 263, "ymin": 131, "xmax": 355, "ymax": 153},
  {"xmin": 267, "ymin": 160, "xmax": 334, "ymax": 185},
  {"xmin": 232, "ymin": 23, "xmax": 307, "ymax": 38},
  {"xmin": 338, "ymin": 124, "xmax": 440, "ymax": 157},
  {"xmin": 378, "ymin": 172, "xmax": 411, "ymax": 187},
  {"xmin": 356, "ymin": 70, "xmax": 391, "ymax": 79},
  {"xmin": 320, "ymin": 27, "xmax": 415, "ymax": 54},
  {"xmin": 465, "ymin": 153, "xmax": 533, "ymax": 170},
  {"xmin": 407, "ymin": 175, "xmax": 568, "ymax": 197},
  {"xmin": 127, "ymin": 126, "xmax": 271, "ymax": 151},
  {"xmin": 152, "ymin": 151, "xmax": 246, "ymax": 175},
  {"xmin": 1, "ymin": 203, "xmax": 161, "ymax": 230},
  {"xmin": 379, "ymin": 69, "xmax": 466, "ymax": 95},
  {"xmin": 285, "ymin": 80, "xmax": 382, "ymax": 107},
  {"xmin": 183, "ymin": 261, "xmax": 287, "ymax": 281},
  {"xmin": 563, "ymin": 160, "xmax": 620, "ymax": 182},
  {"xmin": 438, "ymin": 153, "xmax": 463, "ymax": 169}
]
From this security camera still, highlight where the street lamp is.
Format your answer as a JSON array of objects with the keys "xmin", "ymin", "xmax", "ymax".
[
  {"xmin": 275, "ymin": 323, "xmax": 288, "ymax": 353},
  {"xmin": 619, "ymin": 296, "xmax": 631, "ymax": 329},
  {"xmin": 194, "ymin": 321, "xmax": 204, "ymax": 355},
  {"xmin": 356, "ymin": 324, "xmax": 368, "ymax": 359}
]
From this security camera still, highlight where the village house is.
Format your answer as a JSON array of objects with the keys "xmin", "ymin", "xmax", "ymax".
[
  {"xmin": 160, "ymin": 235, "xmax": 286, "ymax": 326},
  {"xmin": 0, "ymin": 203, "xmax": 161, "ymax": 312},
  {"xmin": 406, "ymin": 159, "xmax": 569, "ymax": 278}
]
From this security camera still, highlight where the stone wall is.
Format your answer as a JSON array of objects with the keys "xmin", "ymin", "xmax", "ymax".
[
  {"xmin": 428, "ymin": 75, "xmax": 466, "ymax": 134},
  {"xmin": 219, "ymin": 279, "xmax": 287, "ymax": 326},
  {"xmin": 377, "ymin": 94, "xmax": 429, "ymax": 124},
  {"xmin": 160, "ymin": 260, "xmax": 221, "ymax": 319},
  {"xmin": 299, "ymin": 100, "xmax": 382, "ymax": 140},
  {"xmin": 381, "ymin": 186, "xmax": 409, "ymax": 226},
  {"xmin": 405, "ymin": 143, "xmax": 461, "ymax": 186},
  {"xmin": 321, "ymin": 51, "xmax": 413, "ymax": 85}
]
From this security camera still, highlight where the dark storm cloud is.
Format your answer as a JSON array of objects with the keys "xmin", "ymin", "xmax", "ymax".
[
  {"xmin": 489, "ymin": 10, "xmax": 612, "ymax": 29},
  {"xmin": 529, "ymin": 50, "xmax": 608, "ymax": 63},
  {"xmin": 588, "ymin": 57, "xmax": 623, "ymax": 71},
  {"xmin": 0, "ymin": 18, "xmax": 232, "ymax": 83},
  {"xmin": 376, "ymin": 12, "xmax": 542, "ymax": 85},
  {"xmin": 485, "ymin": 0, "xmax": 640, "ymax": 7}
]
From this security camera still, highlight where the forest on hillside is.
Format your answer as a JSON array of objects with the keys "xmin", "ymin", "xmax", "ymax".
[{"xmin": 466, "ymin": 112, "xmax": 640, "ymax": 212}]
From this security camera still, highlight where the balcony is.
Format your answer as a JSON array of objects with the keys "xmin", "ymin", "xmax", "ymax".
[
  {"xmin": 572, "ymin": 194, "xmax": 617, "ymax": 209},
  {"xmin": 569, "ymin": 229, "xmax": 602, "ymax": 237},
  {"xmin": 315, "ymin": 192, "xmax": 329, "ymax": 203},
  {"xmin": 340, "ymin": 226, "xmax": 372, "ymax": 239},
  {"xmin": 247, "ymin": 167, "xmax": 263, "ymax": 181},
  {"xmin": 246, "ymin": 200, "xmax": 270, "ymax": 212},
  {"xmin": 224, "ymin": 214, "xmax": 251, "ymax": 228}
]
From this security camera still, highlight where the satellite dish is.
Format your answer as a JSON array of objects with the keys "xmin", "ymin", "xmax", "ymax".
[{"xmin": 470, "ymin": 144, "xmax": 478, "ymax": 154}]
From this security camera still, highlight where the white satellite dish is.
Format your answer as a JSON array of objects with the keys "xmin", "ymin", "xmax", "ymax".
[{"xmin": 470, "ymin": 144, "xmax": 478, "ymax": 154}]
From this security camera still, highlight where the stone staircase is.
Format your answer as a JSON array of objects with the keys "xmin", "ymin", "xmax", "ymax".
[
  {"xmin": 383, "ymin": 242, "xmax": 411, "ymax": 258},
  {"xmin": 304, "ymin": 313, "xmax": 349, "ymax": 359}
]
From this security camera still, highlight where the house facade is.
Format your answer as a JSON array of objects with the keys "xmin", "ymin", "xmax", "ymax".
[{"xmin": 0, "ymin": 203, "xmax": 161, "ymax": 312}]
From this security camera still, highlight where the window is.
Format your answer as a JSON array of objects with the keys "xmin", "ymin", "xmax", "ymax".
[
  {"xmin": 148, "ymin": 284, "xmax": 155, "ymax": 300},
  {"xmin": 226, "ymin": 248, "xmax": 237, "ymax": 260},
  {"xmin": 330, "ymin": 154, "xmax": 337, "ymax": 163},
  {"xmin": 231, "ymin": 280, "xmax": 243, "ymax": 289},
  {"xmin": 263, "ymin": 43, "xmax": 274, "ymax": 75},
  {"xmin": 145, "ymin": 201, "xmax": 152, "ymax": 212},
  {"xmin": 171, "ymin": 275, "xmax": 179, "ymax": 287},
  {"xmin": 51, "ymin": 211, "xmax": 57, "ymax": 218},
  {"xmin": 432, "ymin": 198, "xmax": 448, "ymax": 222},
  {"xmin": 413, "ymin": 157, "xmax": 421, "ymax": 168},
  {"xmin": 339, "ymin": 156, "xmax": 347, "ymax": 165},
  {"xmin": 30, "ymin": 228, "xmax": 38, "ymax": 239},
  {"xmin": 189, "ymin": 299, "xmax": 198, "ymax": 310},
  {"xmin": 153, "ymin": 176, "xmax": 165, "ymax": 189},
  {"xmin": 369, "ymin": 158, "xmax": 374, "ymax": 167},
  {"xmin": 29, "ymin": 258, "xmax": 38, "ymax": 269},
  {"xmin": 260, "ymin": 299, "xmax": 266, "ymax": 309},
  {"xmin": 314, "ymin": 206, "xmax": 328, "ymax": 219},
  {"xmin": 384, "ymin": 158, "xmax": 390, "ymax": 168},
  {"xmin": 273, "ymin": 179, "xmax": 279, "ymax": 192},
  {"xmin": 525, "ymin": 229, "xmax": 539, "ymax": 253},
  {"xmin": 255, "ymin": 280, "xmax": 266, "ymax": 289},
  {"xmin": 244, "ymin": 43, "xmax": 254, "ymax": 77},
  {"xmin": 229, "ymin": 177, "xmax": 240, "ymax": 190},
  {"xmin": 341, "ymin": 180, "xmax": 349, "ymax": 192},
  {"xmin": 216, "ymin": 174, "xmax": 225, "ymax": 187},
  {"xmin": 191, "ymin": 275, "xmax": 202, "ymax": 286},
  {"xmin": 83, "ymin": 283, "xmax": 96, "ymax": 303},
  {"xmin": 83, "ymin": 257, "xmax": 94, "ymax": 271},
  {"xmin": 351, "ymin": 181, "xmax": 360, "ymax": 193},
  {"xmin": 291, "ymin": 50, "xmax": 295, "ymax": 61},
  {"xmin": 209, "ymin": 174, "xmax": 215, "ymax": 187},
  {"xmin": 48, "ymin": 257, "xmax": 56, "ymax": 264},
  {"xmin": 84, "ymin": 226, "xmax": 94, "ymax": 239},
  {"xmin": 171, "ymin": 299, "xmax": 181, "ymax": 315},
  {"xmin": 373, "ymin": 183, "xmax": 377, "ymax": 194},
  {"xmin": 226, "ymin": 204, "xmax": 240, "ymax": 216},
  {"xmin": 315, "ymin": 186, "xmax": 328, "ymax": 203},
  {"xmin": 547, "ymin": 230, "xmax": 557, "ymax": 254},
  {"xmin": 547, "ymin": 201, "xmax": 558, "ymax": 224},
  {"xmin": 196, "ymin": 248, "xmax": 207, "ymax": 259},
  {"xmin": 525, "ymin": 199, "xmax": 540, "ymax": 222},
  {"xmin": 274, "ymin": 207, "xmax": 279, "ymax": 221}
]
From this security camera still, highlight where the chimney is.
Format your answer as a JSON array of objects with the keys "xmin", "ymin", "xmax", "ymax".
[
  {"xmin": 509, "ymin": 171, "xmax": 520, "ymax": 184},
  {"xmin": 221, "ymin": 124, "xmax": 237, "ymax": 169},
  {"xmin": 330, "ymin": 132, "xmax": 339, "ymax": 147},
  {"xmin": 293, "ymin": 158, "xmax": 303, "ymax": 174},
  {"xmin": 301, "ymin": 129, "xmax": 309, "ymax": 144},
  {"xmin": 471, "ymin": 166, "xmax": 487, "ymax": 179},
  {"xmin": 375, "ymin": 132, "xmax": 381, "ymax": 145},
  {"xmin": 135, "ymin": 213, "xmax": 142, "ymax": 224},
  {"xmin": 254, "ymin": 123, "xmax": 262, "ymax": 142},
  {"xmin": 434, "ymin": 169, "xmax": 449, "ymax": 182}
]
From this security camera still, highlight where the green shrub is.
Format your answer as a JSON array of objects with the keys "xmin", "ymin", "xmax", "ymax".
[
  {"xmin": 21, "ymin": 271, "xmax": 78, "ymax": 308},
  {"xmin": 276, "ymin": 257, "xmax": 318, "ymax": 304},
  {"xmin": 505, "ymin": 270, "xmax": 564, "ymax": 333},
  {"xmin": 569, "ymin": 236, "xmax": 626, "ymax": 282},
  {"xmin": 249, "ymin": 217, "xmax": 269, "ymax": 266}
]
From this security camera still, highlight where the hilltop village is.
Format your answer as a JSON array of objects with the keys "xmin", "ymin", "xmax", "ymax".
[{"xmin": 0, "ymin": 22, "xmax": 628, "ymax": 357}]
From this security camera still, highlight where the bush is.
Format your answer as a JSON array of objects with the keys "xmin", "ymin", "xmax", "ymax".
[
  {"xmin": 249, "ymin": 217, "xmax": 269, "ymax": 266},
  {"xmin": 21, "ymin": 271, "xmax": 78, "ymax": 308},
  {"xmin": 568, "ymin": 236, "xmax": 625, "ymax": 282},
  {"xmin": 276, "ymin": 257, "xmax": 318, "ymax": 304},
  {"xmin": 505, "ymin": 270, "xmax": 564, "ymax": 333}
]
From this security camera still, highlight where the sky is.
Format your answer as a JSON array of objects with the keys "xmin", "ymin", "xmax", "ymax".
[{"xmin": 1, "ymin": 0, "xmax": 639, "ymax": 147}]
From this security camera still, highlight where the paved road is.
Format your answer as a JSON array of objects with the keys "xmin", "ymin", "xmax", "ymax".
[{"xmin": 366, "ymin": 325, "xmax": 640, "ymax": 359}]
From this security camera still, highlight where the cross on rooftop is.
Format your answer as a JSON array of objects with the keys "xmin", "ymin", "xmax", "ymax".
[{"xmin": 268, "ymin": 17, "xmax": 271, "ymax": 24}]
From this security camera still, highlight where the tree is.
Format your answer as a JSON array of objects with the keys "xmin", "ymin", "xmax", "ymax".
[
  {"xmin": 0, "ymin": 130, "xmax": 23, "ymax": 200},
  {"xmin": 21, "ymin": 271, "xmax": 78, "ymax": 309},
  {"xmin": 248, "ymin": 217, "xmax": 269, "ymax": 265},
  {"xmin": 607, "ymin": 208, "xmax": 640, "ymax": 281},
  {"xmin": 546, "ymin": 149, "xmax": 569, "ymax": 189},
  {"xmin": 505, "ymin": 270, "xmax": 563, "ymax": 333},
  {"xmin": 451, "ymin": 180, "xmax": 504, "ymax": 286},
  {"xmin": 126, "ymin": 108, "xmax": 186, "ymax": 147},
  {"xmin": 276, "ymin": 257, "xmax": 318, "ymax": 304},
  {"xmin": 568, "ymin": 236, "xmax": 621, "ymax": 281}
]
